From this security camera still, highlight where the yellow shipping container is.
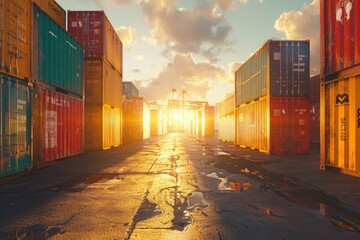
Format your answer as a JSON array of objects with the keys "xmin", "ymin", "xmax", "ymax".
[
  {"xmin": 0, "ymin": 0, "xmax": 31, "ymax": 80},
  {"xmin": 85, "ymin": 104, "xmax": 122, "ymax": 151},
  {"xmin": 32, "ymin": 0, "xmax": 66, "ymax": 29},
  {"xmin": 320, "ymin": 75, "xmax": 360, "ymax": 177},
  {"xmin": 85, "ymin": 58, "xmax": 122, "ymax": 108}
]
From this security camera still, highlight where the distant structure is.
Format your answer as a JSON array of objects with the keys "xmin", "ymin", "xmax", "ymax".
[{"xmin": 123, "ymin": 81, "xmax": 139, "ymax": 97}]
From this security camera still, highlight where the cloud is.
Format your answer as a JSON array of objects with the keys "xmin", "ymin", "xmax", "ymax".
[
  {"xmin": 274, "ymin": 0, "xmax": 320, "ymax": 76},
  {"xmin": 139, "ymin": 0, "xmax": 232, "ymax": 62},
  {"xmin": 133, "ymin": 54, "xmax": 226, "ymax": 102},
  {"xmin": 134, "ymin": 54, "xmax": 145, "ymax": 61},
  {"xmin": 116, "ymin": 26, "xmax": 136, "ymax": 49},
  {"xmin": 90, "ymin": 0, "xmax": 134, "ymax": 7}
]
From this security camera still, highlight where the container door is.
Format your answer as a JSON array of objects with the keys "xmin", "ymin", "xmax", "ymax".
[{"xmin": 1, "ymin": 75, "xmax": 31, "ymax": 178}]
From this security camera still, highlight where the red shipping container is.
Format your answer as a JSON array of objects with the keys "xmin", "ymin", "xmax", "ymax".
[
  {"xmin": 310, "ymin": 103, "xmax": 320, "ymax": 144},
  {"xmin": 67, "ymin": 11, "xmax": 123, "ymax": 75},
  {"xmin": 321, "ymin": 0, "xmax": 360, "ymax": 78},
  {"xmin": 309, "ymin": 75, "xmax": 320, "ymax": 103},
  {"xmin": 33, "ymin": 87, "xmax": 84, "ymax": 166},
  {"xmin": 270, "ymin": 97, "xmax": 310, "ymax": 154}
]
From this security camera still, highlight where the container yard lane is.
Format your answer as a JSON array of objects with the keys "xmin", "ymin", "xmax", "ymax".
[{"xmin": 1, "ymin": 133, "xmax": 360, "ymax": 239}]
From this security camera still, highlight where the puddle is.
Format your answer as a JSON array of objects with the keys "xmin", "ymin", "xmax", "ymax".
[
  {"xmin": 0, "ymin": 224, "xmax": 63, "ymax": 240},
  {"xmin": 214, "ymin": 158, "xmax": 360, "ymax": 233},
  {"xmin": 187, "ymin": 191, "xmax": 207, "ymax": 210},
  {"xmin": 216, "ymin": 151, "xmax": 231, "ymax": 156},
  {"xmin": 206, "ymin": 172, "xmax": 252, "ymax": 191}
]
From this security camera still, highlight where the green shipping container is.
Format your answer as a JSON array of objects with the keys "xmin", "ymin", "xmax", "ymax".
[
  {"xmin": 32, "ymin": 4, "xmax": 83, "ymax": 96},
  {"xmin": 1, "ymin": 74, "xmax": 32, "ymax": 178}
]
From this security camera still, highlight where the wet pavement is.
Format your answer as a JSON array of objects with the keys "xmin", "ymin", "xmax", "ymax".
[{"xmin": 1, "ymin": 133, "xmax": 360, "ymax": 239}]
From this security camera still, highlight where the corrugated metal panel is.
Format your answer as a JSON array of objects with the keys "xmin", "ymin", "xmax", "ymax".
[
  {"xmin": 218, "ymin": 114, "xmax": 235, "ymax": 142},
  {"xmin": 321, "ymin": 0, "xmax": 360, "ymax": 78},
  {"xmin": 310, "ymin": 75, "xmax": 320, "ymax": 103},
  {"xmin": 235, "ymin": 40, "xmax": 310, "ymax": 106},
  {"xmin": 84, "ymin": 104, "xmax": 121, "ymax": 151},
  {"xmin": 67, "ymin": 11, "xmax": 123, "ymax": 75},
  {"xmin": 270, "ymin": 97, "xmax": 310, "ymax": 154},
  {"xmin": 205, "ymin": 105, "xmax": 215, "ymax": 137},
  {"xmin": 123, "ymin": 97, "xmax": 145, "ymax": 142},
  {"xmin": 0, "ymin": 0, "xmax": 31, "ymax": 80},
  {"xmin": 311, "ymin": 102, "xmax": 320, "ymax": 144},
  {"xmin": 84, "ymin": 58, "xmax": 122, "ymax": 108},
  {"xmin": 33, "ymin": 4, "xmax": 83, "ymax": 96},
  {"xmin": 324, "ymin": 75, "xmax": 360, "ymax": 174},
  {"xmin": 33, "ymin": 87, "xmax": 83, "ymax": 165},
  {"xmin": 0, "ymin": 74, "xmax": 32, "ymax": 178},
  {"xmin": 219, "ymin": 93, "xmax": 235, "ymax": 117},
  {"xmin": 32, "ymin": 0, "xmax": 66, "ymax": 29}
]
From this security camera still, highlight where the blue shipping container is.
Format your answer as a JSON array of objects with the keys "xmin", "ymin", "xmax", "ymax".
[
  {"xmin": 33, "ymin": 4, "xmax": 84, "ymax": 96},
  {"xmin": 1, "ymin": 74, "xmax": 32, "ymax": 178}
]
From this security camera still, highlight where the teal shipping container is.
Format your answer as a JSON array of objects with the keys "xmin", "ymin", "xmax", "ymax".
[
  {"xmin": 1, "ymin": 74, "xmax": 32, "ymax": 178},
  {"xmin": 32, "ymin": 4, "xmax": 83, "ymax": 96}
]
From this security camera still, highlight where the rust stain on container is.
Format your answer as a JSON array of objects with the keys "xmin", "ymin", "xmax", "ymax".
[
  {"xmin": 0, "ymin": 0, "xmax": 31, "ymax": 80},
  {"xmin": 67, "ymin": 11, "xmax": 123, "ymax": 75}
]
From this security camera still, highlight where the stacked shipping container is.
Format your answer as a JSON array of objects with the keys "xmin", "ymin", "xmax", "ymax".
[
  {"xmin": 123, "ymin": 81, "xmax": 139, "ymax": 97},
  {"xmin": 310, "ymin": 75, "xmax": 320, "ymax": 144},
  {"xmin": 67, "ymin": 11, "xmax": 123, "ymax": 150},
  {"xmin": 218, "ymin": 94, "xmax": 235, "ymax": 142},
  {"xmin": 235, "ymin": 40, "xmax": 310, "ymax": 154},
  {"xmin": 123, "ymin": 97, "xmax": 150, "ymax": 142},
  {"xmin": 320, "ymin": 0, "xmax": 360, "ymax": 177}
]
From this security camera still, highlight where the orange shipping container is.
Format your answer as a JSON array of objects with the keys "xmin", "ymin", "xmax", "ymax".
[
  {"xmin": 85, "ymin": 104, "xmax": 122, "ymax": 150},
  {"xmin": 236, "ymin": 96, "xmax": 310, "ymax": 155},
  {"xmin": 205, "ymin": 105, "xmax": 215, "ymax": 137},
  {"xmin": 321, "ymin": 75, "xmax": 360, "ymax": 177},
  {"xmin": 32, "ymin": 0, "xmax": 66, "ymax": 28},
  {"xmin": 85, "ymin": 58, "xmax": 122, "ymax": 108},
  {"xmin": 0, "ymin": 0, "xmax": 31, "ymax": 80}
]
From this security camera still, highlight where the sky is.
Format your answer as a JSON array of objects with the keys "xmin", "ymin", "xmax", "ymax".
[{"xmin": 57, "ymin": 0, "xmax": 319, "ymax": 105}]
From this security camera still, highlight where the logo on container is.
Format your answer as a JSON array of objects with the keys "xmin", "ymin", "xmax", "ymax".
[
  {"xmin": 336, "ymin": 94, "xmax": 349, "ymax": 104},
  {"xmin": 336, "ymin": 0, "xmax": 353, "ymax": 24}
]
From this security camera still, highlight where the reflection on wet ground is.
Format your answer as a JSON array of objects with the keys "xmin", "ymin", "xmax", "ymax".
[
  {"xmin": 200, "ymin": 140, "xmax": 360, "ymax": 233},
  {"xmin": 206, "ymin": 172, "xmax": 252, "ymax": 191},
  {"xmin": 0, "ymin": 224, "xmax": 63, "ymax": 240}
]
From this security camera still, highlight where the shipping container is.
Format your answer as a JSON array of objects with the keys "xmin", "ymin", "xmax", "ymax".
[
  {"xmin": 311, "ymin": 102, "xmax": 320, "ymax": 144},
  {"xmin": 123, "ymin": 97, "xmax": 150, "ymax": 142},
  {"xmin": 150, "ymin": 108, "xmax": 167, "ymax": 136},
  {"xmin": 32, "ymin": 4, "xmax": 83, "ymax": 96},
  {"xmin": 0, "ymin": 74, "xmax": 32, "ymax": 178},
  {"xmin": 321, "ymin": 0, "xmax": 360, "ymax": 79},
  {"xmin": 32, "ymin": 0, "xmax": 66, "ymax": 29},
  {"xmin": 235, "ymin": 96, "xmax": 310, "ymax": 155},
  {"xmin": 123, "ymin": 81, "xmax": 139, "ymax": 97},
  {"xmin": 67, "ymin": 11, "xmax": 123, "ymax": 75},
  {"xmin": 0, "ymin": 0, "xmax": 31, "ymax": 80},
  {"xmin": 85, "ymin": 58, "xmax": 122, "ymax": 108},
  {"xmin": 205, "ymin": 105, "xmax": 214, "ymax": 137},
  {"xmin": 85, "ymin": 104, "xmax": 122, "ymax": 151},
  {"xmin": 320, "ymin": 75, "xmax": 360, "ymax": 176},
  {"xmin": 33, "ymin": 87, "xmax": 83, "ymax": 166},
  {"xmin": 235, "ymin": 40, "xmax": 310, "ymax": 106},
  {"xmin": 218, "ymin": 94, "xmax": 235, "ymax": 142},
  {"xmin": 310, "ymin": 75, "xmax": 320, "ymax": 103}
]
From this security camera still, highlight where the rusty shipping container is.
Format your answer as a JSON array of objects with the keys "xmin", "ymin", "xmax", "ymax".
[
  {"xmin": 32, "ymin": 0, "xmax": 66, "ymax": 29},
  {"xmin": 218, "ymin": 94, "xmax": 235, "ymax": 142},
  {"xmin": 85, "ymin": 58, "xmax": 122, "ymax": 108},
  {"xmin": 33, "ymin": 86, "xmax": 83, "ymax": 166},
  {"xmin": 123, "ymin": 97, "xmax": 150, "ymax": 142},
  {"xmin": 32, "ymin": 4, "xmax": 83, "ymax": 96},
  {"xmin": 0, "ymin": 0, "xmax": 31, "ymax": 80},
  {"xmin": 236, "ymin": 96, "xmax": 310, "ymax": 155},
  {"xmin": 67, "ymin": 11, "xmax": 123, "ymax": 75},
  {"xmin": 320, "ymin": 76, "xmax": 360, "ymax": 177},
  {"xmin": 321, "ymin": 0, "xmax": 360, "ymax": 78},
  {"xmin": 235, "ymin": 40, "xmax": 310, "ymax": 106},
  {"xmin": 85, "ymin": 104, "xmax": 121, "ymax": 151},
  {"xmin": 1, "ymin": 74, "xmax": 32, "ymax": 178}
]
